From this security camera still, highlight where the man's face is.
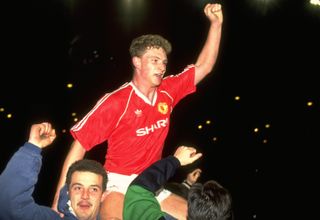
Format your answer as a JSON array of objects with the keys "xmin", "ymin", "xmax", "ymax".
[
  {"xmin": 69, "ymin": 171, "xmax": 106, "ymax": 220},
  {"xmin": 135, "ymin": 47, "xmax": 168, "ymax": 87}
]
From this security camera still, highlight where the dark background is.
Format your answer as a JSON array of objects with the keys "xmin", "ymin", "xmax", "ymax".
[{"xmin": 1, "ymin": 0, "xmax": 319, "ymax": 219}]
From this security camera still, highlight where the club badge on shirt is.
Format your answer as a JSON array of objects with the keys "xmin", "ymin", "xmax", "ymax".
[{"xmin": 157, "ymin": 102, "xmax": 168, "ymax": 115}]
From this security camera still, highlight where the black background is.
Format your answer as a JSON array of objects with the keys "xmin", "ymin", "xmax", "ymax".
[{"xmin": 1, "ymin": 0, "xmax": 319, "ymax": 219}]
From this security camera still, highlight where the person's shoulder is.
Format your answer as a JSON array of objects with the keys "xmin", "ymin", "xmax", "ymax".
[
  {"xmin": 163, "ymin": 64, "xmax": 195, "ymax": 81},
  {"xmin": 100, "ymin": 82, "xmax": 133, "ymax": 103},
  {"xmin": 113, "ymin": 82, "xmax": 133, "ymax": 96}
]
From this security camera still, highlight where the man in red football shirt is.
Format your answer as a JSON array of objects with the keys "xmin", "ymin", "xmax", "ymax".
[{"xmin": 52, "ymin": 3, "xmax": 223, "ymax": 219}]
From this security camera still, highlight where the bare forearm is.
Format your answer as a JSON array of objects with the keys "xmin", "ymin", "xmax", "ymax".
[
  {"xmin": 51, "ymin": 140, "xmax": 86, "ymax": 208},
  {"xmin": 194, "ymin": 3, "xmax": 223, "ymax": 85},
  {"xmin": 195, "ymin": 23, "xmax": 222, "ymax": 84}
]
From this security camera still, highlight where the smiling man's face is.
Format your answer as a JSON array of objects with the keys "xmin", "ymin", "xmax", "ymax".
[{"xmin": 69, "ymin": 171, "xmax": 106, "ymax": 220}]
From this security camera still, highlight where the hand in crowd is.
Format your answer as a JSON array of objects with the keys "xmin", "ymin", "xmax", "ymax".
[
  {"xmin": 28, "ymin": 122, "xmax": 56, "ymax": 148},
  {"xmin": 186, "ymin": 168, "xmax": 202, "ymax": 185},
  {"xmin": 174, "ymin": 146, "xmax": 202, "ymax": 166}
]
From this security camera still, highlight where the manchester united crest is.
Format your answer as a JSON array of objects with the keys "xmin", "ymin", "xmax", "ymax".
[{"xmin": 157, "ymin": 102, "xmax": 168, "ymax": 114}]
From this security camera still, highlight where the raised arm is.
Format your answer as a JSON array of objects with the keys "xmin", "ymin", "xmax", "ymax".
[
  {"xmin": 28, "ymin": 122, "xmax": 57, "ymax": 148},
  {"xmin": 0, "ymin": 122, "xmax": 58, "ymax": 220},
  {"xmin": 194, "ymin": 3, "xmax": 223, "ymax": 85},
  {"xmin": 51, "ymin": 139, "xmax": 86, "ymax": 215},
  {"xmin": 123, "ymin": 146, "xmax": 202, "ymax": 220}
]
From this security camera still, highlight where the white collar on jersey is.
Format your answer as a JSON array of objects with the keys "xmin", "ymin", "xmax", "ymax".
[{"xmin": 129, "ymin": 81, "xmax": 158, "ymax": 106}]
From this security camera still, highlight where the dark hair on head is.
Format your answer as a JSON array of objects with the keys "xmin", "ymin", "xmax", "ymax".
[
  {"xmin": 129, "ymin": 34, "xmax": 172, "ymax": 57},
  {"xmin": 66, "ymin": 159, "xmax": 108, "ymax": 191},
  {"xmin": 187, "ymin": 180, "xmax": 233, "ymax": 220}
]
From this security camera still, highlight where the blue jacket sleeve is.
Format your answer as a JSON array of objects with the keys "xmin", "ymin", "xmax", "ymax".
[{"xmin": 0, "ymin": 142, "xmax": 63, "ymax": 220}]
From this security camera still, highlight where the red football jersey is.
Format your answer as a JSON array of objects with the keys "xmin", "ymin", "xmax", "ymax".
[{"xmin": 71, "ymin": 65, "xmax": 196, "ymax": 175}]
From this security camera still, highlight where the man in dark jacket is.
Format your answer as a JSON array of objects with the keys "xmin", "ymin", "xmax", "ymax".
[
  {"xmin": 0, "ymin": 122, "xmax": 108, "ymax": 220},
  {"xmin": 123, "ymin": 146, "xmax": 233, "ymax": 220}
]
